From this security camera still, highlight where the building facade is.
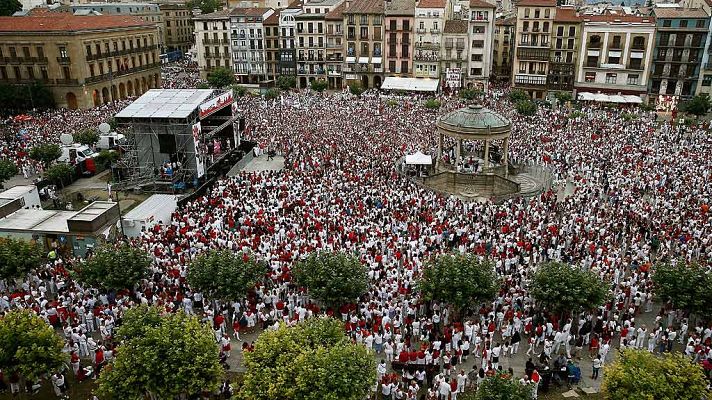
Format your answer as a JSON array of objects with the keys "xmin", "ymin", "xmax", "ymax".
[
  {"xmin": 230, "ymin": 8, "xmax": 274, "ymax": 83},
  {"xmin": 384, "ymin": 0, "xmax": 414, "ymax": 77},
  {"xmin": 575, "ymin": 15, "xmax": 655, "ymax": 99},
  {"xmin": 548, "ymin": 7, "xmax": 580, "ymax": 94},
  {"xmin": 343, "ymin": 0, "xmax": 385, "ymax": 89},
  {"xmin": 442, "ymin": 20, "xmax": 468, "ymax": 88},
  {"xmin": 414, "ymin": 0, "xmax": 445, "ymax": 80},
  {"xmin": 157, "ymin": 2, "xmax": 194, "ymax": 53},
  {"xmin": 279, "ymin": 8, "xmax": 300, "ymax": 78},
  {"xmin": 194, "ymin": 10, "xmax": 231, "ymax": 79},
  {"xmin": 69, "ymin": 3, "xmax": 165, "ymax": 51},
  {"xmin": 467, "ymin": 0, "xmax": 496, "ymax": 89},
  {"xmin": 512, "ymin": 0, "xmax": 556, "ymax": 100},
  {"xmin": 0, "ymin": 13, "xmax": 160, "ymax": 109},
  {"xmin": 264, "ymin": 11, "xmax": 280, "ymax": 80},
  {"xmin": 650, "ymin": 8, "xmax": 709, "ymax": 100},
  {"xmin": 492, "ymin": 15, "xmax": 515, "ymax": 80},
  {"xmin": 326, "ymin": 3, "xmax": 346, "ymax": 88}
]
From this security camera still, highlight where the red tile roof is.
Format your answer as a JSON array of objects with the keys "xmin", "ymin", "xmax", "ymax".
[
  {"xmin": 344, "ymin": 0, "xmax": 385, "ymax": 14},
  {"xmin": 470, "ymin": 0, "xmax": 496, "ymax": 8},
  {"xmin": 325, "ymin": 2, "xmax": 346, "ymax": 20},
  {"xmin": 229, "ymin": 7, "xmax": 273, "ymax": 17},
  {"xmin": 516, "ymin": 0, "xmax": 556, "ymax": 6},
  {"xmin": 416, "ymin": 0, "xmax": 446, "ymax": 9},
  {"xmin": 264, "ymin": 10, "xmax": 280, "ymax": 24},
  {"xmin": 444, "ymin": 19, "xmax": 468, "ymax": 33},
  {"xmin": 555, "ymin": 8, "xmax": 580, "ymax": 22},
  {"xmin": 581, "ymin": 14, "xmax": 654, "ymax": 23},
  {"xmin": 0, "ymin": 13, "xmax": 153, "ymax": 33}
]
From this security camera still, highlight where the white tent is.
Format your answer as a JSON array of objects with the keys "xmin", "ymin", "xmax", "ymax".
[
  {"xmin": 381, "ymin": 77, "xmax": 440, "ymax": 92},
  {"xmin": 578, "ymin": 92, "xmax": 595, "ymax": 101},
  {"xmin": 405, "ymin": 151, "xmax": 433, "ymax": 165},
  {"xmin": 623, "ymin": 95, "xmax": 643, "ymax": 104},
  {"xmin": 608, "ymin": 95, "xmax": 627, "ymax": 103}
]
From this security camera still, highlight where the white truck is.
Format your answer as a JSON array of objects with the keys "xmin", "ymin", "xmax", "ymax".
[
  {"xmin": 96, "ymin": 132, "xmax": 126, "ymax": 151},
  {"xmin": 59, "ymin": 143, "xmax": 97, "ymax": 164}
]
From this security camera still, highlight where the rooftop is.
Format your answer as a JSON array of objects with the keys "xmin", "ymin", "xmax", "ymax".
[
  {"xmin": 0, "ymin": 12, "xmax": 152, "ymax": 32},
  {"xmin": 325, "ymin": 2, "xmax": 346, "ymax": 19},
  {"xmin": 470, "ymin": 0, "xmax": 496, "ymax": 8},
  {"xmin": 385, "ymin": 0, "xmax": 415, "ymax": 15},
  {"xmin": 653, "ymin": 7, "xmax": 708, "ymax": 18},
  {"xmin": 444, "ymin": 20, "xmax": 468, "ymax": 33},
  {"xmin": 416, "ymin": 0, "xmax": 446, "ymax": 9},
  {"xmin": 582, "ymin": 14, "xmax": 654, "ymax": 23},
  {"xmin": 0, "ymin": 209, "xmax": 75, "ymax": 233},
  {"xmin": 344, "ymin": 0, "xmax": 385, "ymax": 14},
  {"xmin": 194, "ymin": 9, "xmax": 230, "ymax": 20},
  {"xmin": 516, "ymin": 0, "xmax": 556, "ymax": 6},
  {"xmin": 264, "ymin": 10, "xmax": 280, "ymax": 24},
  {"xmin": 115, "ymin": 89, "xmax": 215, "ymax": 119},
  {"xmin": 229, "ymin": 7, "xmax": 273, "ymax": 17},
  {"xmin": 555, "ymin": 8, "xmax": 580, "ymax": 22},
  {"xmin": 437, "ymin": 104, "xmax": 512, "ymax": 135},
  {"xmin": 123, "ymin": 194, "xmax": 177, "ymax": 221}
]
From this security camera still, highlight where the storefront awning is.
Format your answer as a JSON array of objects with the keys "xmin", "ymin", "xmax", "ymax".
[
  {"xmin": 578, "ymin": 92, "xmax": 644, "ymax": 104},
  {"xmin": 381, "ymin": 77, "xmax": 440, "ymax": 92},
  {"xmin": 358, "ymin": 57, "xmax": 369, "ymax": 64},
  {"xmin": 345, "ymin": 56, "xmax": 356, "ymax": 63},
  {"xmin": 371, "ymin": 57, "xmax": 382, "ymax": 64}
]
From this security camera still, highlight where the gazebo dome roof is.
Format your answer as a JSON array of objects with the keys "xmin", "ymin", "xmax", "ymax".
[{"xmin": 436, "ymin": 104, "xmax": 511, "ymax": 136}]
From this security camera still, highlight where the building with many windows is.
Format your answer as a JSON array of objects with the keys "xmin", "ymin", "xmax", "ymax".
[
  {"xmin": 511, "ymin": 0, "xmax": 556, "ymax": 99},
  {"xmin": 264, "ymin": 11, "xmax": 281, "ymax": 80},
  {"xmin": 414, "ymin": 0, "xmax": 445, "ymax": 80},
  {"xmin": 230, "ymin": 8, "xmax": 274, "ymax": 83},
  {"xmin": 0, "ymin": 12, "xmax": 160, "ymax": 109},
  {"xmin": 279, "ymin": 7, "xmax": 300, "ymax": 78},
  {"xmin": 384, "ymin": 0, "xmax": 414, "ymax": 77},
  {"xmin": 575, "ymin": 15, "xmax": 655, "ymax": 100},
  {"xmin": 492, "ymin": 15, "xmax": 515, "ymax": 80},
  {"xmin": 326, "ymin": 3, "xmax": 346, "ymax": 88},
  {"xmin": 650, "ymin": 7, "xmax": 709, "ymax": 100},
  {"xmin": 157, "ymin": 2, "xmax": 194, "ymax": 53},
  {"xmin": 442, "ymin": 20, "xmax": 468, "ymax": 88},
  {"xmin": 296, "ymin": 0, "xmax": 343, "ymax": 88},
  {"xmin": 467, "ymin": 0, "xmax": 496, "ymax": 89},
  {"xmin": 548, "ymin": 7, "xmax": 580, "ymax": 94},
  {"xmin": 69, "ymin": 3, "xmax": 165, "ymax": 51},
  {"xmin": 343, "ymin": 0, "xmax": 385, "ymax": 89},
  {"xmin": 194, "ymin": 10, "xmax": 231, "ymax": 79}
]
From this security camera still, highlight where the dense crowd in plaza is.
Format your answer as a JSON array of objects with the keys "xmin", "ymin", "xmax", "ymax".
[{"xmin": 0, "ymin": 76, "xmax": 711, "ymax": 399}]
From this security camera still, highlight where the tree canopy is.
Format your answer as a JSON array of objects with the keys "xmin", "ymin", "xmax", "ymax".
[
  {"xmin": 0, "ymin": 310, "xmax": 66, "ymax": 382},
  {"xmin": 461, "ymin": 371, "xmax": 533, "ymax": 400},
  {"xmin": 679, "ymin": 94, "xmax": 711, "ymax": 117},
  {"xmin": 0, "ymin": 0, "xmax": 21, "ymax": 16},
  {"xmin": 418, "ymin": 254, "xmax": 498, "ymax": 313},
  {"xmin": 310, "ymin": 79, "xmax": 328, "ymax": 92},
  {"xmin": 276, "ymin": 76, "xmax": 296, "ymax": 91},
  {"xmin": 460, "ymin": 88, "xmax": 484, "ymax": 100},
  {"xmin": 652, "ymin": 261, "xmax": 712, "ymax": 320},
  {"xmin": 602, "ymin": 348, "xmax": 708, "ymax": 400},
  {"xmin": 292, "ymin": 252, "xmax": 368, "ymax": 308},
  {"xmin": 0, "ymin": 159, "xmax": 18, "ymax": 186},
  {"xmin": 75, "ymin": 243, "xmax": 151, "ymax": 291},
  {"xmin": 0, "ymin": 237, "xmax": 43, "ymax": 280},
  {"xmin": 207, "ymin": 67, "xmax": 236, "ymax": 88},
  {"xmin": 516, "ymin": 100, "xmax": 537, "ymax": 116},
  {"xmin": 187, "ymin": 249, "xmax": 267, "ymax": 302},
  {"xmin": 349, "ymin": 83, "xmax": 364, "ymax": 96},
  {"xmin": 44, "ymin": 163, "xmax": 76, "ymax": 187},
  {"xmin": 29, "ymin": 143, "xmax": 62, "ymax": 168},
  {"xmin": 240, "ymin": 317, "xmax": 375, "ymax": 400},
  {"xmin": 509, "ymin": 89, "xmax": 530, "ymax": 103},
  {"xmin": 187, "ymin": 0, "xmax": 219, "ymax": 14},
  {"xmin": 0, "ymin": 83, "xmax": 55, "ymax": 112},
  {"xmin": 74, "ymin": 128, "xmax": 100, "ymax": 146},
  {"xmin": 529, "ymin": 262, "xmax": 608, "ymax": 315},
  {"xmin": 97, "ymin": 306, "xmax": 223, "ymax": 399}
]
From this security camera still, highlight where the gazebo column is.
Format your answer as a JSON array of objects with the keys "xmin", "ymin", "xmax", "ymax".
[
  {"xmin": 483, "ymin": 139, "xmax": 490, "ymax": 170},
  {"xmin": 503, "ymin": 138, "xmax": 509, "ymax": 177},
  {"xmin": 437, "ymin": 132, "xmax": 443, "ymax": 168},
  {"xmin": 456, "ymin": 138, "xmax": 462, "ymax": 170}
]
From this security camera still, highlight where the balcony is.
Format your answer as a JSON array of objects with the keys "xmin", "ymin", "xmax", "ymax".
[
  {"xmin": 374, "ymin": 67, "xmax": 383, "ymax": 73},
  {"xmin": 231, "ymin": 33, "xmax": 246, "ymax": 39},
  {"xmin": 327, "ymin": 69, "xmax": 341, "ymax": 76},
  {"xmin": 516, "ymin": 47, "xmax": 548, "ymax": 61},
  {"xmin": 54, "ymin": 78, "xmax": 79, "ymax": 85},
  {"xmin": 204, "ymin": 39, "xmax": 227, "ymax": 45},
  {"xmin": 327, "ymin": 42, "xmax": 342, "ymax": 48},
  {"xmin": 430, "ymin": 28, "xmax": 441, "ymax": 34},
  {"xmin": 415, "ymin": 41, "xmax": 440, "ymax": 50},
  {"xmin": 445, "ymin": 41, "xmax": 453, "ymax": 49},
  {"xmin": 57, "ymin": 56, "xmax": 71, "ymax": 64},
  {"xmin": 326, "ymin": 55, "xmax": 343, "ymax": 62},
  {"xmin": 84, "ymin": 63, "xmax": 160, "ymax": 84},
  {"xmin": 416, "ymin": 28, "xmax": 426, "ymax": 34},
  {"xmin": 514, "ymin": 74, "xmax": 547, "ymax": 86},
  {"xmin": 587, "ymin": 42, "xmax": 602, "ymax": 49},
  {"xmin": 414, "ymin": 53, "xmax": 440, "ymax": 62}
]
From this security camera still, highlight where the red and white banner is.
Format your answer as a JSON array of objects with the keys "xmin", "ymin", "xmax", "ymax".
[
  {"xmin": 192, "ymin": 121, "xmax": 205, "ymax": 178},
  {"xmin": 199, "ymin": 90, "xmax": 234, "ymax": 119}
]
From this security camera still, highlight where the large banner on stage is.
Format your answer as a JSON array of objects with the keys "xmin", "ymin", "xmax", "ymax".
[{"xmin": 192, "ymin": 121, "xmax": 205, "ymax": 178}]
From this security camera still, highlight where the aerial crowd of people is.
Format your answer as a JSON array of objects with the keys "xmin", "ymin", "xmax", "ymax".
[{"xmin": 0, "ymin": 67, "xmax": 710, "ymax": 399}]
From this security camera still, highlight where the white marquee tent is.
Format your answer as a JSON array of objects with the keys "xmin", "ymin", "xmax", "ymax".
[
  {"xmin": 381, "ymin": 77, "xmax": 440, "ymax": 93},
  {"xmin": 577, "ymin": 92, "xmax": 643, "ymax": 104},
  {"xmin": 405, "ymin": 151, "xmax": 433, "ymax": 165}
]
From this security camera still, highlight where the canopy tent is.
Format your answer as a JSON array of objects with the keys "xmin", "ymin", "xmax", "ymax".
[
  {"xmin": 405, "ymin": 151, "xmax": 433, "ymax": 165},
  {"xmin": 381, "ymin": 77, "xmax": 440, "ymax": 92},
  {"xmin": 577, "ymin": 92, "xmax": 644, "ymax": 104}
]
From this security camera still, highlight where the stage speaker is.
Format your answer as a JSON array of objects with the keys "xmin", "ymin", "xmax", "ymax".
[
  {"xmin": 157, "ymin": 134, "xmax": 177, "ymax": 154},
  {"xmin": 239, "ymin": 117, "xmax": 245, "ymax": 131}
]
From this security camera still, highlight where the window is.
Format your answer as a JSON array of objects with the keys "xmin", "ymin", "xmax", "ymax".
[
  {"xmin": 586, "ymin": 55, "xmax": 598, "ymax": 67},
  {"xmin": 389, "ymin": 60, "xmax": 396, "ymax": 72},
  {"xmin": 585, "ymin": 72, "xmax": 595, "ymax": 82},
  {"xmin": 702, "ymin": 74, "xmax": 712, "ymax": 86},
  {"xmin": 390, "ymin": 20, "xmax": 397, "ymax": 30},
  {"xmin": 611, "ymin": 35, "xmax": 621, "ymax": 49},
  {"xmin": 544, "ymin": 8, "xmax": 550, "ymax": 18},
  {"xmin": 0, "ymin": 66, "xmax": 5, "ymax": 80},
  {"xmin": 59, "ymin": 46, "xmax": 68, "ymax": 58},
  {"xmin": 403, "ymin": 20, "xmax": 409, "ymax": 30},
  {"xmin": 605, "ymin": 73, "xmax": 617, "ymax": 84},
  {"xmin": 627, "ymin": 74, "xmax": 639, "ymax": 85},
  {"xmin": 400, "ymin": 60, "xmax": 408, "ymax": 73},
  {"xmin": 568, "ymin": 26, "xmax": 575, "ymax": 36},
  {"xmin": 13, "ymin": 67, "xmax": 21, "ymax": 79},
  {"xmin": 679, "ymin": 20, "xmax": 687, "ymax": 28},
  {"xmin": 40, "ymin": 66, "xmax": 48, "ymax": 80},
  {"xmin": 608, "ymin": 55, "xmax": 620, "ymax": 64},
  {"xmin": 473, "ymin": 67, "xmax": 482, "ymax": 75},
  {"xmin": 524, "ymin": 8, "xmax": 530, "ymax": 18},
  {"xmin": 471, "ymin": 54, "xmax": 482, "ymax": 61},
  {"xmin": 534, "ymin": 9, "xmax": 540, "ymax": 18},
  {"xmin": 26, "ymin": 66, "xmax": 34, "ymax": 79},
  {"xmin": 663, "ymin": 20, "xmax": 671, "ymax": 27},
  {"xmin": 557, "ymin": 26, "xmax": 563, "ymax": 36},
  {"xmin": 697, "ymin": 19, "xmax": 705, "ymax": 28}
]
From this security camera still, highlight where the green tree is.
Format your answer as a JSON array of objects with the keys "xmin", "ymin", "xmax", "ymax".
[
  {"xmin": 652, "ymin": 261, "xmax": 712, "ymax": 320},
  {"xmin": 349, "ymin": 83, "xmax": 364, "ymax": 96},
  {"xmin": 310, "ymin": 79, "xmax": 328, "ymax": 92},
  {"xmin": 44, "ymin": 163, "xmax": 76, "ymax": 187},
  {"xmin": 0, "ymin": 83, "xmax": 55, "ymax": 111},
  {"xmin": 95, "ymin": 149, "xmax": 120, "ymax": 169},
  {"xmin": 459, "ymin": 371, "xmax": 533, "ymax": 400},
  {"xmin": 240, "ymin": 317, "xmax": 375, "ymax": 400},
  {"xmin": 0, "ymin": 0, "xmax": 22, "ymax": 16},
  {"xmin": 679, "ymin": 94, "xmax": 711, "ymax": 117},
  {"xmin": 529, "ymin": 262, "xmax": 608, "ymax": 316},
  {"xmin": 0, "ymin": 237, "xmax": 43, "ymax": 280},
  {"xmin": 97, "ymin": 306, "xmax": 223, "ymax": 400},
  {"xmin": 0, "ymin": 310, "xmax": 66, "ymax": 382},
  {"xmin": 554, "ymin": 91, "xmax": 573, "ymax": 104},
  {"xmin": 418, "ymin": 254, "xmax": 498, "ymax": 315},
  {"xmin": 424, "ymin": 98, "xmax": 441, "ymax": 109},
  {"xmin": 460, "ymin": 88, "xmax": 483, "ymax": 100},
  {"xmin": 265, "ymin": 87, "xmax": 280, "ymax": 100},
  {"xmin": 187, "ymin": 249, "xmax": 267, "ymax": 302},
  {"xmin": 29, "ymin": 143, "xmax": 62, "ymax": 168},
  {"xmin": 197, "ymin": 82, "xmax": 211, "ymax": 89},
  {"xmin": 74, "ymin": 128, "xmax": 100, "ymax": 146},
  {"xmin": 207, "ymin": 67, "xmax": 236, "ymax": 88},
  {"xmin": 276, "ymin": 75, "xmax": 297, "ymax": 91},
  {"xmin": 509, "ymin": 89, "xmax": 530, "ymax": 103},
  {"xmin": 232, "ymin": 84, "xmax": 248, "ymax": 97},
  {"xmin": 0, "ymin": 158, "xmax": 18, "ymax": 187},
  {"xmin": 75, "ymin": 243, "xmax": 151, "ymax": 291},
  {"xmin": 516, "ymin": 100, "xmax": 537, "ymax": 116},
  {"xmin": 293, "ymin": 252, "xmax": 368, "ymax": 308},
  {"xmin": 187, "ymin": 0, "xmax": 219, "ymax": 14},
  {"xmin": 602, "ymin": 348, "xmax": 708, "ymax": 400}
]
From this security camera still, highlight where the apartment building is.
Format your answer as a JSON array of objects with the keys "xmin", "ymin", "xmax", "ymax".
[
  {"xmin": 414, "ymin": 0, "xmax": 445, "ymax": 80},
  {"xmin": 296, "ymin": 0, "xmax": 343, "ymax": 88},
  {"xmin": 157, "ymin": 2, "xmax": 194, "ymax": 53},
  {"xmin": 467, "ymin": 0, "xmax": 496, "ymax": 89},
  {"xmin": 279, "ymin": 7, "xmax": 300, "ymax": 77},
  {"xmin": 69, "ymin": 3, "xmax": 165, "ymax": 51},
  {"xmin": 548, "ymin": 7, "xmax": 580, "ymax": 94},
  {"xmin": 442, "ymin": 20, "xmax": 468, "ymax": 87},
  {"xmin": 493, "ymin": 15, "xmax": 515, "ymax": 80},
  {"xmin": 650, "ymin": 8, "xmax": 709, "ymax": 99},
  {"xmin": 384, "ymin": 0, "xmax": 415, "ymax": 77},
  {"xmin": 264, "ymin": 11, "xmax": 280, "ymax": 80},
  {"xmin": 0, "ymin": 12, "xmax": 160, "ymax": 109},
  {"xmin": 230, "ymin": 8, "xmax": 274, "ymax": 83},
  {"xmin": 326, "ymin": 3, "xmax": 346, "ymax": 88},
  {"xmin": 194, "ymin": 10, "xmax": 231, "ymax": 78},
  {"xmin": 343, "ymin": 0, "xmax": 385, "ymax": 89},
  {"xmin": 512, "ymin": 0, "xmax": 556, "ymax": 99},
  {"xmin": 575, "ymin": 15, "xmax": 655, "ymax": 100}
]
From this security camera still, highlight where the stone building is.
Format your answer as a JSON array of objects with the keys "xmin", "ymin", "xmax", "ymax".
[
  {"xmin": 384, "ymin": 0, "xmax": 415, "ymax": 77},
  {"xmin": 0, "ymin": 12, "xmax": 161, "ymax": 109},
  {"xmin": 193, "ymin": 10, "xmax": 231, "ymax": 79},
  {"xmin": 343, "ymin": 0, "xmax": 385, "ymax": 89},
  {"xmin": 230, "ymin": 8, "xmax": 274, "ymax": 83}
]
